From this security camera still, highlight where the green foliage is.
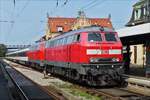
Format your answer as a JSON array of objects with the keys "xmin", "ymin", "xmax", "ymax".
[
  {"xmin": 0, "ymin": 44, "xmax": 7, "ymax": 57},
  {"xmin": 51, "ymin": 82, "xmax": 101, "ymax": 100}
]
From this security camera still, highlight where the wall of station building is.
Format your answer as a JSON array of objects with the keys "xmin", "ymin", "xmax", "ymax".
[
  {"xmin": 130, "ymin": 43, "xmax": 150, "ymax": 68},
  {"xmin": 130, "ymin": 44, "xmax": 145, "ymax": 66},
  {"xmin": 146, "ymin": 44, "xmax": 150, "ymax": 67}
]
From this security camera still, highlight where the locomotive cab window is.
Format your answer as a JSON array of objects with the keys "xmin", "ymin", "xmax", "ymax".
[
  {"xmin": 105, "ymin": 33, "xmax": 117, "ymax": 42},
  {"xmin": 88, "ymin": 32, "xmax": 102, "ymax": 42}
]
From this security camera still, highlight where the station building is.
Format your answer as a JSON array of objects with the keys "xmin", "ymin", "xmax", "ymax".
[
  {"xmin": 117, "ymin": 0, "xmax": 150, "ymax": 77},
  {"xmin": 126, "ymin": 0, "xmax": 150, "ymax": 67}
]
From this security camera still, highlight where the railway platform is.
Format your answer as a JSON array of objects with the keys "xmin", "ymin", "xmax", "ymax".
[
  {"xmin": 0, "ymin": 63, "xmax": 12, "ymax": 100},
  {"xmin": 126, "ymin": 64, "xmax": 150, "ymax": 78},
  {"xmin": 127, "ymin": 65, "xmax": 145, "ymax": 77}
]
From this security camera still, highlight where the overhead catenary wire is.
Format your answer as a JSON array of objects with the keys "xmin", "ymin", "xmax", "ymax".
[
  {"xmin": 15, "ymin": 0, "xmax": 31, "ymax": 18},
  {"xmin": 1, "ymin": 0, "xmax": 134, "ymax": 45},
  {"xmin": 80, "ymin": 0, "xmax": 129, "ymax": 11},
  {"xmin": 56, "ymin": 0, "xmax": 59, "ymax": 7},
  {"xmin": 7, "ymin": 1, "xmax": 16, "ymax": 36},
  {"xmin": 83, "ymin": 0, "xmax": 107, "ymax": 11},
  {"xmin": 5, "ymin": 0, "xmax": 31, "ymax": 44},
  {"xmin": 49, "ymin": 0, "xmax": 72, "ymax": 15},
  {"xmin": 62, "ymin": 0, "xmax": 71, "ymax": 7},
  {"xmin": 9, "ymin": 0, "xmax": 31, "ymax": 34},
  {"xmin": 13, "ymin": 0, "xmax": 15, "ymax": 6},
  {"xmin": 63, "ymin": 0, "xmax": 68, "ymax": 5},
  {"xmin": 80, "ymin": 0, "xmax": 98, "ymax": 10}
]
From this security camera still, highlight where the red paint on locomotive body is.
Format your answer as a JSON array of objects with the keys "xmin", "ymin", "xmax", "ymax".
[
  {"xmin": 43, "ymin": 28, "xmax": 123, "ymax": 65},
  {"xmin": 83, "ymin": 32, "xmax": 123, "ymax": 64},
  {"xmin": 27, "ymin": 41, "xmax": 45, "ymax": 62},
  {"xmin": 27, "ymin": 26, "xmax": 123, "ymax": 65}
]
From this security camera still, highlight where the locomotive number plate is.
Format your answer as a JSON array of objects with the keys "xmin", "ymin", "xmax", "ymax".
[{"xmin": 102, "ymin": 50, "xmax": 109, "ymax": 54}]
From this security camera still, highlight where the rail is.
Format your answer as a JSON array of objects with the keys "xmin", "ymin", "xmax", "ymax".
[{"xmin": 0, "ymin": 61, "xmax": 29, "ymax": 100}]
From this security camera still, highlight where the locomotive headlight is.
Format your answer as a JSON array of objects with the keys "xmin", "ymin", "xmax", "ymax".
[
  {"xmin": 90, "ymin": 58, "xmax": 94, "ymax": 62},
  {"xmin": 116, "ymin": 58, "xmax": 119, "ymax": 62},
  {"xmin": 112, "ymin": 58, "xmax": 119, "ymax": 62},
  {"xmin": 90, "ymin": 58, "xmax": 98, "ymax": 63}
]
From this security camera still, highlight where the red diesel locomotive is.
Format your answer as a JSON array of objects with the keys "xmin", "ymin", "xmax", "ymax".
[{"xmin": 7, "ymin": 26, "xmax": 124, "ymax": 86}]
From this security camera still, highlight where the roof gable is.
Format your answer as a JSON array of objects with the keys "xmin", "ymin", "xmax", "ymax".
[{"xmin": 48, "ymin": 17, "xmax": 113, "ymax": 33}]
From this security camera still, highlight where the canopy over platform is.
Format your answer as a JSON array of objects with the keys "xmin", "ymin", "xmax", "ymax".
[{"xmin": 117, "ymin": 23, "xmax": 150, "ymax": 45}]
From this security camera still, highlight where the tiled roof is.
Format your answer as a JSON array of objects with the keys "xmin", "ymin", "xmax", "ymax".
[{"xmin": 48, "ymin": 17, "xmax": 113, "ymax": 33}]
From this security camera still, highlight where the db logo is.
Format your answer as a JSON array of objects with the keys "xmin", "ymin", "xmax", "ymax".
[{"xmin": 102, "ymin": 50, "xmax": 108, "ymax": 54}]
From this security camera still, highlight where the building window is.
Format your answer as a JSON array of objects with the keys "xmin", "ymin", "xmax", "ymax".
[
  {"xmin": 134, "ymin": 9, "xmax": 141, "ymax": 20},
  {"xmin": 143, "ymin": 7, "xmax": 146, "ymax": 16},
  {"xmin": 134, "ymin": 46, "xmax": 137, "ymax": 64},
  {"xmin": 57, "ymin": 26, "xmax": 63, "ymax": 32}
]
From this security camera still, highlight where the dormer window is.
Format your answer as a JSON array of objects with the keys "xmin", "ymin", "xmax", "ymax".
[
  {"xmin": 134, "ymin": 9, "xmax": 141, "ymax": 20},
  {"xmin": 57, "ymin": 26, "xmax": 63, "ymax": 32},
  {"xmin": 126, "ymin": 0, "xmax": 150, "ymax": 26},
  {"xmin": 143, "ymin": 7, "xmax": 146, "ymax": 16}
]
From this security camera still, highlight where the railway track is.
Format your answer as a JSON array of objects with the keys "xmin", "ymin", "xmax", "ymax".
[
  {"xmin": 68, "ymin": 74, "xmax": 150, "ymax": 100},
  {"xmin": 0, "ymin": 61, "xmax": 29, "ymax": 100},
  {"xmin": 93, "ymin": 88, "xmax": 148, "ymax": 100},
  {"xmin": 4, "ymin": 59, "xmax": 150, "ymax": 100},
  {"xmin": 73, "ymin": 85, "xmax": 150, "ymax": 100},
  {"xmin": 0, "ymin": 60, "xmax": 67, "ymax": 100}
]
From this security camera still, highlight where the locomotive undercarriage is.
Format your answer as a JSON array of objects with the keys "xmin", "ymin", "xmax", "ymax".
[
  {"xmin": 46, "ymin": 62, "xmax": 124, "ymax": 86},
  {"xmin": 85, "ymin": 68, "xmax": 123, "ymax": 86},
  {"xmin": 83, "ymin": 65, "xmax": 123, "ymax": 86}
]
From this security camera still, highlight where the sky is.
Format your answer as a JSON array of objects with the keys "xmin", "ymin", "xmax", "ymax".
[{"xmin": 0, "ymin": 0, "xmax": 138, "ymax": 45}]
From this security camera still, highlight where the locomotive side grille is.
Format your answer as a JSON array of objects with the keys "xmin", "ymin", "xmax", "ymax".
[
  {"xmin": 98, "ymin": 58, "xmax": 112, "ymax": 62},
  {"xmin": 83, "ymin": 63, "xmax": 123, "ymax": 69},
  {"xmin": 90, "ymin": 58, "xmax": 120, "ymax": 63}
]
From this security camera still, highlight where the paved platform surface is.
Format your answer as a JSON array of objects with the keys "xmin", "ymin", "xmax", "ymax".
[
  {"xmin": 0, "ymin": 63, "xmax": 12, "ymax": 100},
  {"xmin": 128, "ymin": 64, "xmax": 146, "ymax": 77}
]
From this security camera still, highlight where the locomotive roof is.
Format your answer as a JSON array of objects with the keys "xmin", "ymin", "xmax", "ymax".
[
  {"xmin": 49, "ymin": 26, "xmax": 115, "ymax": 41},
  {"xmin": 67, "ymin": 26, "xmax": 115, "ymax": 34}
]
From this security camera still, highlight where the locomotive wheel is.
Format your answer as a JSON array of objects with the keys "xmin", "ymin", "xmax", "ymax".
[
  {"xmin": 74, "ymin": 72, "xmax": 80, "ymax": 81},
  {"xmin": 87, "ymin": 74, "xmax": 97, "ymax": 86},
  {"xmin": 70, "ymin": 70, "xmax": 77, "ymax": 79}
]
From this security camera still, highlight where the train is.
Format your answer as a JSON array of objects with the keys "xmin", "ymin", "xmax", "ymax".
[{"xmin": 6, "ymin": 26, "xmax": 124, "ymax": 86}]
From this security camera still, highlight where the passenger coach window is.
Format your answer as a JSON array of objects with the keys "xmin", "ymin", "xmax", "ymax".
[
  {"xmin": 88, "ymin": 32, "xmax": 102, "ymax": 42},
  {"xmin": 67, "ymin": 36, "xmax": 74, "ymax": 44},
  {"xmin": 63, "ymin": 37, "xmax": 67, "ymax": 45},
  {"xmin": 105, "ymin": 33, "xmax": 117, "ymax": 41},
  {"xmin": 76, "ymin": 34, "xmax": 80, "ymax": 42},
  {"xmin": 73, "ymin": 34, "xmax": 80, "ymax": 42}
]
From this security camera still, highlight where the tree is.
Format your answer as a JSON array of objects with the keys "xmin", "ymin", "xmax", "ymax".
[{"xmin": 0, "ymin": 44, "xmax": 7, "ymax": 57}]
